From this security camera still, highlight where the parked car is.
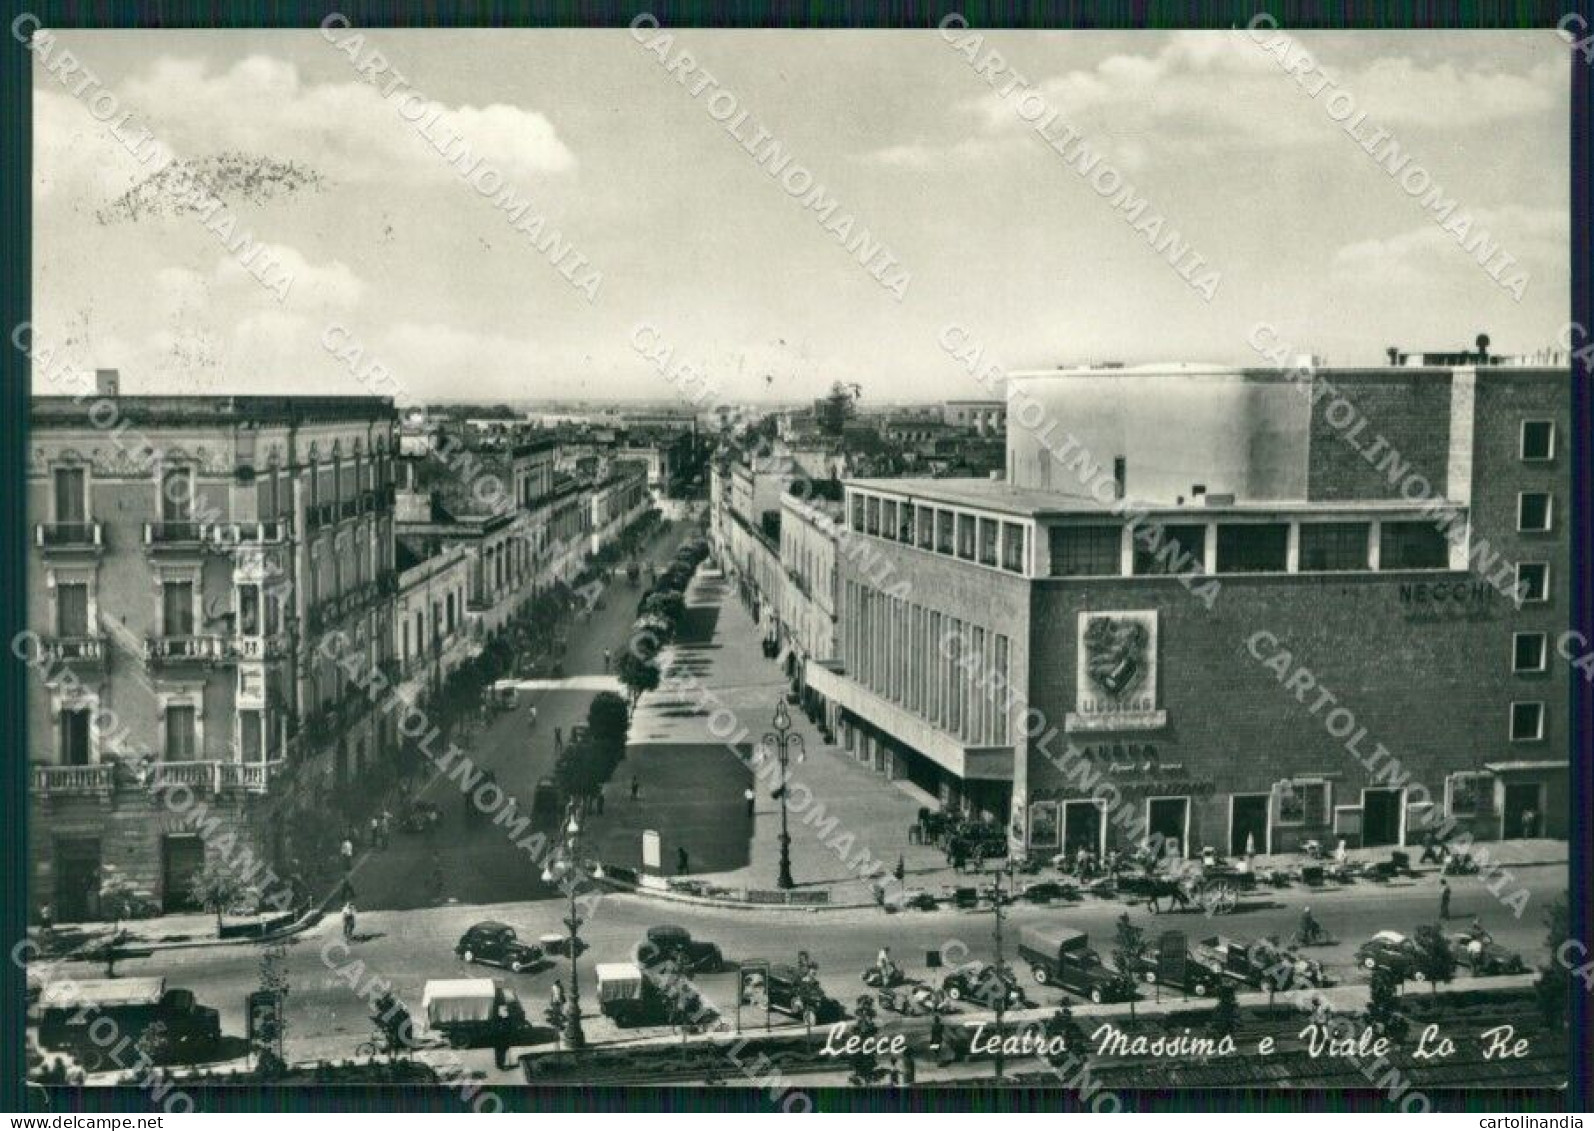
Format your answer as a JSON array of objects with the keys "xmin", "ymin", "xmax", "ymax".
[
  {"xmin": 1020, "ymin": 880, "xmax": 1076, "ymax": 905},
  {"xmin": 1354, "ymin": 930, "xmax": 1423, "ymax": 981},
  {"xmin": 1016, "ymin": 925, "xmax": 1137, "ymax": 1004},
  {"xmin": 767, "ymin": 965, "xmax": 845, "ymax": 1024},
  {"xmin": 37, "ymin": 978, "xmax": 221, "ymax": 1071},
  {"xmin": 637, "ymin": 925, "xmax": 724, "ymax": 974},
  {"xmin": 941, "ymin": 961, "xmax": 1026, "ymax": 1009},
  {"xmin": 1200, "ymin": 935, "xmax": 1331, "ymax": 992},
  {"xmin": 1122, "ymin": 932, "xmax": 1224, "ymax": 997},
  {"xmin": 455, "ymin": 921, "xmax": 544, "ymax": 974},
  {"xmin": 1445, "ymin": 932, "xmax": 1526, "ymax": 976},
  {"xmin": 420, "ymin": 978, "xmax": 524, "ymax": 1047}
]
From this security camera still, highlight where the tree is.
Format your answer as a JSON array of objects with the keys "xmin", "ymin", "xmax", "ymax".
[
  {"xmin": 189, "ymin": 857, "xmax": 252, "ymax": 936},
  {"xmin": 1412, "ymin": 924, "xmax": 1457, "ymax": 996},
  {"xmin": 1112, "ymin": 913, "xmax": 1146, "ymax": 1020},
  {"xmin": 641, "ymin": 591, "xmax": 685, "ymax": 625},
  {"xmin": 847, "ymin": 995, "xmax": 888, "ymax": 1085},
  {"xmin": 1207, "ymin": 982, "xmax": 1240, "ymax": 1044},
  {"xmin": 588, "ymin": 691, "xmax": 631, "ymax": 747},
  {"xmin": 1363, "ymin": 967, "xmax": 1408, "ymax": 1041},
  {"xmin": 617, "ymin": 650, "xmax": 661, "ymax": 704},
  {"xmin": 816, "ymin": 382, "xmax": 860, "ymax": 436},
  {"xmin": 254, "ymin": 942, "xmax": 291, "ymax": 1078},
  {"xmin": 1537, "ymin": 895, "xmax": 1570, "ymax": 1030}
]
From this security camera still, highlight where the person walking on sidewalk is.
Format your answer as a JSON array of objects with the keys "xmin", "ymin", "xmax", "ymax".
[
  {"xmin": 554, "ymin": 727, "xmax": 564, "ymax": 754},
  {"xmin": 631, "ymin": 775, "xmax": 640, "ymax": 801},
  {"xmin": 342, "ymin": 901, "xmax": 357, "ymax": 942},
  {"xmin": 676, "ymin": 846, "xmax": 690, "ymax": 875},
  {"xmin": 1439, "ymin": 879, "xmax": 1452, "ymax": 920},
  {"xmin": 744, "ymin": 787, "xmax": 756, "ymax": 817},
  {"xmin": 340, "ymin": 836, "xmax": 354, "ymax": 872}
]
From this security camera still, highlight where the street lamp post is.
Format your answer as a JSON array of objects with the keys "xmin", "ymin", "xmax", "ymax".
[
  {"xmin": 991, "ymin": 859, "xmax": 1017, "ymax": 1081},
  {"xmin": 763, "ymin": 700, "xmax": 804, "ymax": 890},
  {"xmin": 541, "ymin": 811, "xmax": 602, "ymax": 1049}
]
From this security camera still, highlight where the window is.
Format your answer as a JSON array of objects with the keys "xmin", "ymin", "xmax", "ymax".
[
  {"xmin": 1520, "ymin": 420, "xmax": 1555, "ymax": 462},
  {"xmin": 864, "ymin": 497, "xmax": 880, "ymax": 535},
  {"xmin": 1215, "ymin": 524, "xmax": 1288, "ymax": 573},
  {"xmin": 60, "ymin": 707, "xmax": 91, "ymax": 765},
  {"xmin": 915, "ymin": 506, "xmax": 934, "ymax": 549},
  {"xmin": 239, "ymin": 709, "xmax": 263, "ymax": 762},
  {"xmin": 978, "ymin": 518, "xmax": 998, "ymax": 567},
  {"xmin": 1132, "ymin": 523, "xmax": 1205, "ymax": 576},
  {"xmin": 160, "ymin": 467, "xmax": 192, "ymax": 522},
  {"xmin": 1299, "ymin": 522, "xmax": 1370, "ymax": 572},
  {"xmin": 238, "ymin": 585, "xmax": 261, "ymax": 636},
  {"xmin": 897, "ymin": 502, "xmax": 914, "ymax": 543},
  {"xmin": 1275, "ymin": 780, "xmax": 1328, "ymax": 826},
  {"xmin": 1517, "ymin": 493, "xmax": 1553, "ymax": 533},
  {"xmin": 1049, "ymin": 525, "xmax": 1120, "ymax": 577},
  {"xmin": 56, "ymin": 583, "xmax": 89, "ymax": 637},
  {"xmin": 935, "ymin": 510, "xmax": 954, "ymax": 554},
  {"xmin": 1379, "ymin": 521, "xmax": 1448, "ymax": 569},
  {"xmin": 850, "ymin": 495, "xmax": 864, "ymax": 532},
  {"xmin": 165, "ymin": 705, "xmax": 197, "ymax": 760},
  {"xmin": 53, "ymin": 467, "xmax": 86, "ymax": 523},
  {"xmin": 1514, "ymin": 632, "xmax": 1548, "ymax": 673},
  {"xmin": 1443, "ymin": 772, "xmax": 1491, "ymax": 817},
  {"xmin": 1516, "ymin": 563, "xmax": 1549, "ymax": 604},
  {"xmin": 162, "ymin": 581, "xmax": 195, "ymax": 636},
  {"xmin": 880, "ymin": 500, "xmax": 897, "ymax": 541},
  {"xmin": 1509, "ymin": 701, "xmax": 1544, "ymax": 742},
  {"xmin": 952, "ymin": 514, "xmax": 974, "ymax": 560},
  {"xmin": 992, "ymin": 635, "xmax": 1010, "ymax": 743},
  {"xmin": 1002, "ymin": 524, "xmax": 1025, "ymax": 573}
]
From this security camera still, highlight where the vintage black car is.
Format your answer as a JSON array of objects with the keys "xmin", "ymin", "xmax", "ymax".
[
  {"xmin": 767, "ymin": 965, "xmax": 845, "ymax": 1024},
  {"xmin": 455, "ymin": 921, "xmax": 544, "ymax": 973},
  {"xmin": 1200, "ymin": 934, "xmax": 1331, "ymax": 992},
  {"xmin": 638, "ymin": 925, "xmax": 724, "ymax": 974},
  {"xmin": 1354, "ymin": 930, "xmax": 1424, "ymax": 982},
  {"xmin": 942, "ymin": 961, "xmax": 1026, "ymax": 1009},
  {"xmin": 1445, "ymin": 931, "xmax": 1527, "ymax": 976},
  {"xmin": 1017, "ymin": 925, "xmax": 1138, "ymax": 1004}
]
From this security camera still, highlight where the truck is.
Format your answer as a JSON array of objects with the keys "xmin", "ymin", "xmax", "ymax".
[
  {"xmin": 36, "ymin": 977, "xmax": 221, "ymax": 1071},
  {"xmin": 596, "ymin": 962, "xmax": 704, "ymax": 1028},
  {"xmin": 1016, "ymin": 924, "xmax": 1137, "ymax": 1004},
  {"xmin": 420, "ymin": 978, "xmax": 525, "ymax": 1048}
]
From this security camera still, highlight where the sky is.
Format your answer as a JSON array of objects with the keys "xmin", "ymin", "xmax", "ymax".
[{"xmin": 31, "ymin": 27, "xmax": 1570, "ymax": 406}]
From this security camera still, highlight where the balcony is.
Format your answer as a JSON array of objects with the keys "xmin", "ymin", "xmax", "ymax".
[
  {"xmin": 31, "ymin": 763, "xmax": 115, "ymax": 795},
  {"xmin": 35, "ymin": 522, "xmax": 104, "ymax": 554},
  {"xmin": 144, "ymin": 634, "xmax": 232, "ymax": 664},
  {"xmin": 148, "ymin": 759, "xmax": 282, "ymax": 795},
  {"xmin": 201, "ymin": 521, "xmax": 288, "ymax": 548},
  {"xmin": 144, "ymin": 521, "xmax": 204, "ymax": 550},
  {"xmin": 36, "ymin": 636, "xmax": 107, "ymax": 665}
]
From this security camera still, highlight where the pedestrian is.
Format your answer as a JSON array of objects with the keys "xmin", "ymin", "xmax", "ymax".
[
  {"xmin": 340, "ymin": 836, "xmax": 354, "ymax": 871},
  {"xmin": 1521, "ymin": 808, "xmax": 1539, "ymax": 839},
  {"xmin": 369, "ymin": 815, "xmax": 381, "ymax": 849},
  {"xmin": 1334, "ymin": 838, "xmax": 1348, "ymax": 866},
  {"xmin": 493, "ymin": 1004, "xmax": 512, "ymax": 1070},
  {"xmin": 342, "ymin": 900, "xmax": 356, "ymax": 941},
  {"xmin": 1439, "ymin": 879, "xmax": 1452, "ymax": 920},
  {"xmin": 603, "ymin": 648, "xmax": 612, "ymax": 671},
  {"xmin": 631, "ymin": 776, "xmax": 640, "ymax": 801},
  {"xmin": 1419, "ymin": 828, "xmax": 1442, "ymax": 865},
  {"xmin": 677, "ymin": 846, "xmax": 689, "ymax": 875},
  {"xmin": 554, "ymin": 726, "xmax": 564, "ymax": 754},
  {"xmin": 379, "ymin": 809, "xmax": 391, "ymax": 848},
  {"xmin": 744, "ymin": 787, "xmax": 756, "ymax": 818}
]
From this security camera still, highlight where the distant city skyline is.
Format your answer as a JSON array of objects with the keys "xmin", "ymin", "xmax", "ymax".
[{"xmin": 33, "ymin": 28, "xmax": 1568, "ymax": 404}]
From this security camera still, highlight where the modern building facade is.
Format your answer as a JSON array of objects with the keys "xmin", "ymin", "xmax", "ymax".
[
  {"xmin": 27, "ymin": 382, "xmax": 399, "ymax": 920},
  {"xmin": 811, "ymin": 359, "xmax": 1569, "ymax": 859}
]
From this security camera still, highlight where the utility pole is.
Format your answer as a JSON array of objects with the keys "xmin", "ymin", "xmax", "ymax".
[{"xmin": 992, "ymin": 860, "xmax": 1015, "ymax": 1081}]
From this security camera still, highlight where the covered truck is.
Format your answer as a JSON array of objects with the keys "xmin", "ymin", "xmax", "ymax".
[
  {"xmin": 37, "ymin": 977, "xmax": 221, "ymax": 1070},
  {"xmin": 596, "ymin": 962, "xmax": 702, "ymax": 1027},
  {"xmin": 421, "ymin": 978, "xmax": 524, "ymax": 1047}
]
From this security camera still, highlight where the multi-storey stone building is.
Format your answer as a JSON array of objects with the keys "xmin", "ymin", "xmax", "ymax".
[
  {"xmin": 810, "ymin": 357, "xmax": 1569, "ymax": 859},
  {"xmin": 27, "ymin": 379, "xmax": 398, "ymax": 920}
]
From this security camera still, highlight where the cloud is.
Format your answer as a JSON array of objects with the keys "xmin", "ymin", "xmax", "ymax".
[
  {"xmin": 890, "ymin": 31, "xmax": 1564, "ymax": 169},
  {"xmin": 1330, "ymin": 205, "xmax": 1566, "ymax": 287},
  {"xmin": 35, "ymin": 52, "xmax": 577, "ymax": 210}
]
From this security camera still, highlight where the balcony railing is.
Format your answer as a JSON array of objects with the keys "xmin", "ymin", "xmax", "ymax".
[
  {"xmin": 201, "ymin": 521, "xmax": 288, "ymax": 547},
  {"xmin": 144, "ymin": 634, "xmax": 231, "ymax": 662},
  {"xmin": 232, "ymin": 635, "xmax": 285, "ymax": 660},
  {"xmin": 31, "ymin": 763, "xmax": 115, "ymax": 795},
  {"xmin": 37, "ymin": 636, "xmax": 106, "ymax": 664},
  {"xmin": 144, "ymin": 521, "xmax": 203, "ymax": 547},
  {"xmin": 148, "ymin": 759, "xmax": 282, "ymax": 794},
  {"xmin": 35, "ymin": 522, "xmax": 104, "ymax": 550}
]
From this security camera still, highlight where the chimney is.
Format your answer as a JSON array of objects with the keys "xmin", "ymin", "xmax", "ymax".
[
  {"xmin": 1386, "ymin": 347, "xmax": 1399, "ymax": 366},
  {"xmin": 95, "ymin": 369, "xmax": 120, "ymax": 397}
]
